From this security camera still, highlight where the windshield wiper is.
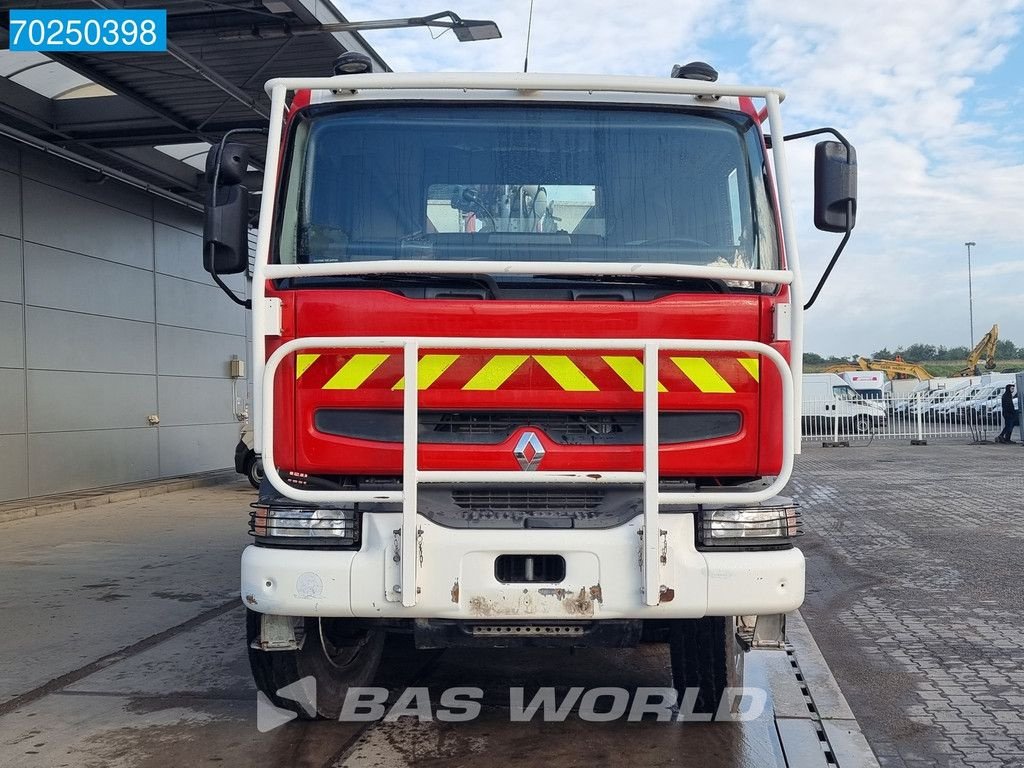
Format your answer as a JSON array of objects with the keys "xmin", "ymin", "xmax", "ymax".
[
  {"xmin": 530, "ymin": 274, "xmax": 728, "ymax": 292},
  {"xmin": 356, "ymin": 273, "xmax": 501, "ymax": 299}
]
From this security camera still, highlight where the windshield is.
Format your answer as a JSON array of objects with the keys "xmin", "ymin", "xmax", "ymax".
[
  {"xmin": 277, "ymin": 104, "xmax": 778, "ymax": 274},
  {"xmin": 833, "ymin": 385, "xmax": 859, "ymax": 401}
]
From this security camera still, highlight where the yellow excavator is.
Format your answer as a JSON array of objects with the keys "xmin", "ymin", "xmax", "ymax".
[
  {"xmin": 824, "ymin": 357, "xmax": 934, "ymax": 380},
  {"xmin": 823, "ymin": 324, "xmax": 999, "ymax": 380},
  {"xmin": 952, "ymin": 324, "xmax": 998, "ymax": 377}
]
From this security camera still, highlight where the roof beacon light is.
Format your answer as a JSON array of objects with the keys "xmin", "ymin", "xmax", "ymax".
[
  {"xmin": 671, "ymin": 61, "xmax": 719, "ymax": 82},
  {"xmin": 333, "ymin": 51, "xmax": 372, "ymax": 76}
]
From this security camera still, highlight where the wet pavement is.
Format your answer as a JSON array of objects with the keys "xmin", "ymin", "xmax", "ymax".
[
  {"xmin": 795, "ymin": 441, "xmax": 1024, "ymax": 767},
  {"xmin": 0, "ymin": 479, "xmax": 875, "ymax": 767}
]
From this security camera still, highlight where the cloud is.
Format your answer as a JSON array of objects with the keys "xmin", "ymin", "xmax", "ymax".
[
  {"xmin": 333, "ymin": 0, "xmax": 1024, "ymax": 355},
  {"xmin": 741, "ymin": 0, "xmax": 1024, "ymax": 354},
  {"xmin": 339, "ymin": 0, "xmax": 726, "ymax": 75}
]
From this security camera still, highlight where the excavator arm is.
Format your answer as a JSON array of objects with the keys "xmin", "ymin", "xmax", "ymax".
[
  {"xmin": 824, "ymin": 357, "xmax": 932, "ymax": 380},
  {"xmin": 953, "ymin": 324, "xmax": 999, "ymax": 377},
  {"xmin": 825, "ymin": 324, "xmax": 999, "ymax": 379}
]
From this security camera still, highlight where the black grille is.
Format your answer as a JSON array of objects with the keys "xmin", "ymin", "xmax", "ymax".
[
  {"xmin": 314, "ymin": 409, "xmax": 741, "ymax": 445},
  {"xmin": 452, "ymin": 489, "xmax": 604, "ymax": 512},
  {"xmin": 420, "ymin": 483, "xmax": 642, "ymax": 529},
  {"xmin": 425, "ymin": 412, "xmax": 638, "ymax": 439}
]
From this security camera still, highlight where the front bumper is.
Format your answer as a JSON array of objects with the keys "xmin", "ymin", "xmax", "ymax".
[{"xmin": 241, "ymin": 513, "xmax": 804, "ymax": 619}]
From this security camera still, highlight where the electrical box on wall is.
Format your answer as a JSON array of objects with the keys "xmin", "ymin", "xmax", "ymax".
[{"xmin": 229, "ymin": 356, "xmax": 245, "ymax": 379}]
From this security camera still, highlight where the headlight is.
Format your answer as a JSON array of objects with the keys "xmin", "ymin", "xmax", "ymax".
[
  {"xmin": 697, "ymin": 502, "xmax": 800, "ymax": 548},
  {"xmin": 250, "ymin": 503, "xmax": 359, "ymax": 547}
]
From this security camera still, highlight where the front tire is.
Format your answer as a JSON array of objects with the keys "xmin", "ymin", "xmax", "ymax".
[
  {"xmin": 669, "ymin": 616, "xmax": 744, "ymax": 720},
  {"xmin": 247, "ymin": 610, "xmax": 385, "ymax": 720},
  {"xmin": 245, "ymin": 455, "xmax": 263, "ymax": 489}
]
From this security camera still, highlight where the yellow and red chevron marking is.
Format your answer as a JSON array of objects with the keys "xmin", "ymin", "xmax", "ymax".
[{"xmin": 293, "ymin": 352, "xmax": 760, "ymax": 394}]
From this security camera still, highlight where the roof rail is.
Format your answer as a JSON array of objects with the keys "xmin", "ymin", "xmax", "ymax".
[{"xmin": 264, "ymin": 72, "xmax": 785, "ymax": 102}]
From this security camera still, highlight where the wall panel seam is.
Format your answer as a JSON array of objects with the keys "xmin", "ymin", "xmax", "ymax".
[
  {"xmin": 21, "ymin": 240, "xmax": 157, "ymax": 275},
  {"xmin": 19, "ymin": 146, "xmax": 30, "ymax": 495},
  {"xmin": 155, "ymin": 322, "xmax": 247, "ymax": 337},
  {"xmin": 22, "ymin": 174, "xmax": 155, "ymax": 220},
  {"xmin": 152, "ymin": 197, "xmax": 162, "ymax": 476},
  {"xmin": 27, "ymin": 305, "xmax": 158, "ymax": 328}
]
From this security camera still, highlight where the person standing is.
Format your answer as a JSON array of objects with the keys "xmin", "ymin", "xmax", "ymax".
[{"xmin": 996, "ymin": 384, "xmax": 1019, "ymax": 443}]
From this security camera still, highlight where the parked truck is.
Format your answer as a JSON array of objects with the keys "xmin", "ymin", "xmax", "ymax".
[
  {"xmin": 839, "ymin": 370, "xmax": 890, "ymax": 401},
  {"xmin": 202, "ymin": 62, "xmax": 857, "ymax": 720}
]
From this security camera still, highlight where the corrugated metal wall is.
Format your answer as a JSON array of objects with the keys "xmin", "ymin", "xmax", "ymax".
[{"xmin": 0, "ymin": 137, "xmax": 250, "ymax": 501}]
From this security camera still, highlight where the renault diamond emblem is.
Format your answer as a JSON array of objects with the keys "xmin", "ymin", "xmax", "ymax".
[{"xmin": 513, "ymin": 431, "xmax": 545, "ymax": 471}]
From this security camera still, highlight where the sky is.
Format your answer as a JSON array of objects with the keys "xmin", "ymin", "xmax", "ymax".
[{"xmin": 336, "ymin": 0, "xmax": 1024, "ymax": 356}]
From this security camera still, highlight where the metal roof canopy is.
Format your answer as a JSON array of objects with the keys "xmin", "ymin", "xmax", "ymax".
[{"xmin": 0, "ymin": 0, "xmax": 389, "ymax": 205}]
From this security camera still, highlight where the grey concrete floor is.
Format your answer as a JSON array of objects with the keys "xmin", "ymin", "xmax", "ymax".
[
  {"xmin": 0, "ymin": 477, "xmax": 871, "ymax": 768},
  {"xmin": 0, "ymin": 483, "xmax": 247, "ymax": 703}
]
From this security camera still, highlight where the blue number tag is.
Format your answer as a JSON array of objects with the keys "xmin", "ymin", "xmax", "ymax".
[{"xmin": 9, "ymin": 10, "xmax": 167, "ymax": 53}]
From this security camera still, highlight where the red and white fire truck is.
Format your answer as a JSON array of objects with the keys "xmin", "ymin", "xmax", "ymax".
[{"xmin": 203, "ymin": 61, "xmax": 856, "ymax": 719}]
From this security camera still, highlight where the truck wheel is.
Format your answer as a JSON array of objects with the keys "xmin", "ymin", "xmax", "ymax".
[
  {"xmin": 669, "ymin": 617, "xmax": 744, "ymax": 720},
  {"xmin": 246, "ymin": 609, "xmax": 385, "ymax": 720},
  {"xmin": 245, "ymin": 455, "xmax": 263, "ymax": 489},
  {"xmin": 852, "ymin": 415, "xmax": 872, "ymax": 434}
]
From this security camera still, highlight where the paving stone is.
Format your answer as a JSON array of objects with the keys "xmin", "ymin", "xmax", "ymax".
[{"xmin": 792, "ymin": 443, "xmax": 1024, "ymax": 766}]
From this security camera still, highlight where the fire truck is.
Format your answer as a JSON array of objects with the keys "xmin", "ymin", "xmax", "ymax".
[{"xmin": 203, "ymin": 60, "xmax": 857, "ymax": 720}]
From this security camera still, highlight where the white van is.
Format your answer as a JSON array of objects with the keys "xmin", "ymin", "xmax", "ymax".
[
  {"xmin": 803, "ymin": 373, "xmax": 888, "ymax": 434},
  {"xmin": 839, "ymin": 371, "xmax": 890, "ymax": 401}
]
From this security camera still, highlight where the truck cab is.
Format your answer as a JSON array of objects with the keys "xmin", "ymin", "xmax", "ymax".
[
  {"xmin": 203, "ymin": 67, "xmax": 856, "ymax": 720},
  {"xmin": 840, "ymin": 370, "xmax": 890, "ymax": 401}
]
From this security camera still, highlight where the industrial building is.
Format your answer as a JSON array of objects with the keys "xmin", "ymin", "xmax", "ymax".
[{"xmin": 0, "ymin": 0, "xmax": 387, "ymax": 500}]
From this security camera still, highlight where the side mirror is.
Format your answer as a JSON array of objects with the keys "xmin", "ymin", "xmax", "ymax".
[
  {"xmin": 814, "ymin": 140, "xmax": 857, "ymax": 233},
  {"xmin": 205, "ymin": 141, "xmax": 249, "ymax": 186},
  {"xmin": 203, "ymin": 142, "xmax": 251, "ymax": 275},
  {"xmin": 203, "ymin": 184, "xmax": 250, "ymax": 274}
]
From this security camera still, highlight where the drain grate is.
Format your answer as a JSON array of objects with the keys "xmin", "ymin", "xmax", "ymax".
[{"xmin": 781, "ymin": 644, "xmax": 840, "ymax": 765}]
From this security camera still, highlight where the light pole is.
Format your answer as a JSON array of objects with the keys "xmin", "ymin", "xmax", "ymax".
[
  {"xmin": 317, "ymin": 12, "xmax": 501, "ymax": 42},
  {"xmin": 965, "ymin": 241, "xmax": 976, "ymax": 349},
  {"xmin": 220, "ymin": 10, "xmax": 501, "ymax": 43}
]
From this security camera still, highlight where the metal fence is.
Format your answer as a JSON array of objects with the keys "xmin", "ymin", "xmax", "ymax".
[{"xmin": 800, "ymin": 393, "xmax": 1014, "ymax": 443}]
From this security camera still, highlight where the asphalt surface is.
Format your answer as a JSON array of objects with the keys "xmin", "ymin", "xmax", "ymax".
[
  {"xmin": 794, "ymin": 440, "xmax": 1024, "ymax": 767},
  {"xmin": 0, "ymin": 478, "xmax": 875, "ymax": 767}
]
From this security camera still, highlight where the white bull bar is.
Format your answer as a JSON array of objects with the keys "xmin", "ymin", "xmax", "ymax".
[{"xmin": 263, "ymin": 337, "xmax": 794, "ymax": 610}]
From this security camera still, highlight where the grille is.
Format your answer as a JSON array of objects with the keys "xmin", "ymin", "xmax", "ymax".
[
  {"xmin": 425, "ymin": 412, "xmax": 638, "ymax": 438},
  {"xmin": 314, "ymin": 409, "xmax": 741, "ymax": 445},
  {"xmin": 452, "ymin": 489, "xmax": 604, "ymax": 512}
]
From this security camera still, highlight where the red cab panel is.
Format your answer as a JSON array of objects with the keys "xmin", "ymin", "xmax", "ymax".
[{"xmin": 267, "ymin": 289, "xmax": 786, "ymax": 478}]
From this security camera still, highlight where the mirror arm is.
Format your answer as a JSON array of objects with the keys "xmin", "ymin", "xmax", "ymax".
[
  {"xmin": 803, "ymin": 199, "xmax": 853, "ymax": 311},
  {"xmin": 767, "ymin": 126, "xmax": 853, "ymax": 161},
  {"xmin": 765, "ymin": 127, "xmax": 855, "ymax": 310},
  {"xmin": 208, "ymin": 243, "xmax": 252, "ymax": 308},
  {"xmin": 208, "ymin": 127, "xmax": 267, "ymax": 191}
]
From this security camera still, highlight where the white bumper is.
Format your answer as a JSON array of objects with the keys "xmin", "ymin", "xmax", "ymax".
[{"xmin": 241, "ymin": 513, "xmax": 804, "ymax": 619}]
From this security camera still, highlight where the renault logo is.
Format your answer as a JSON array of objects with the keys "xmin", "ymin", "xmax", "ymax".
[{"xmin": 513, "ymin": 431, "xmax": 545, "ymax": 471}]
